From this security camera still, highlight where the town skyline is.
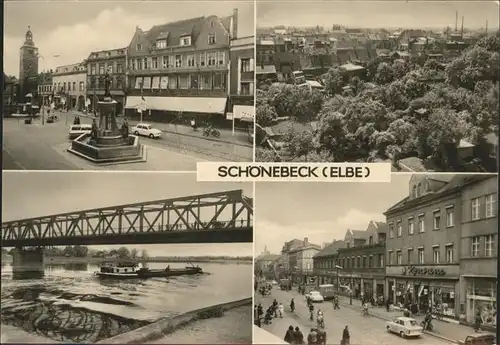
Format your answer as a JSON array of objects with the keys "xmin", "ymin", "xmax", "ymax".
[
  {"xmin": 257, "ymin": 1, "xmax": 499, "ymax": 31},
  {"xmin": 3, "ymin": 1, "xmax": 254, "ymax": 77},
  {"xmin": 255, "ymin": 176, "xmax": 411, "ymax": 255}
]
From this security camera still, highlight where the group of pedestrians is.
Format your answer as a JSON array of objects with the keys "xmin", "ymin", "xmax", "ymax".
[{"xmin": 254, "ymin": 299, "xmax": 285, "ymax": 326}]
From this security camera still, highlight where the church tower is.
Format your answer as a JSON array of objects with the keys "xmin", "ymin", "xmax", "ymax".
[{"xmin": 19, "ymin": 26, "xmax": 39, "ymax": 101}]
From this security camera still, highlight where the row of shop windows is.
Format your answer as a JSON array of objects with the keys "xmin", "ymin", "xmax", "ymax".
[
  {"xmin": 129, "ymin": 73, "xmax": 227, "ymax": 91},
  {"xmin": 387, "ymin": 278, "xmax": 496, "ymax": 327}
]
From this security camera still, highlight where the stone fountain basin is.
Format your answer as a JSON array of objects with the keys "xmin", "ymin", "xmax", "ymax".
[{"xmin": 68, "ymin": 133, "xmax": 145, "ymax": 163}]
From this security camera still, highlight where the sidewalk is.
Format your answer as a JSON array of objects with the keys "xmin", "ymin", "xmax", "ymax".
[
  {"xmin": 336, "ymin": 295, "xmax": 495, "ymax": 344},
  {"xmin": 69, "ymin": 110, "xmax": 252, "ymax": 147}
]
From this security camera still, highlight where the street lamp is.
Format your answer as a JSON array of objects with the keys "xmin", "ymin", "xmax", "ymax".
[{"xmin": 36, "ymin": 53, "xmax": 60, "ymax": 125}]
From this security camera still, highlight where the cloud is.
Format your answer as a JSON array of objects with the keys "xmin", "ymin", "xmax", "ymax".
[
  {"xmin": 3, "ymin": 7, "xmax": 172, "ymax": 77},
  {"xmin": 255, "ymin": 208, "xmax": 385, "ymax": 254}
]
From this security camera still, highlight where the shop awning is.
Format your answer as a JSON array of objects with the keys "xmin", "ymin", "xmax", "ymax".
[
  {"xmin": 125, "ymin": 96, "xmax": 227, "ymax": 114},
  {"xmin": 233, "ymin": 105, "xmax": 255, "ymax": 120}
]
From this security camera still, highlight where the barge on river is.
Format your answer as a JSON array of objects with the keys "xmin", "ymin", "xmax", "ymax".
[{"xmin": 94, "ymin": 262, "xmax": 203, "ymax": 279}]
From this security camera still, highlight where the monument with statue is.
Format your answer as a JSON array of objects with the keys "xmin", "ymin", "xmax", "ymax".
[{"xmin": 67, "ymin": 69, "xmax": 145, "ymax": 164}]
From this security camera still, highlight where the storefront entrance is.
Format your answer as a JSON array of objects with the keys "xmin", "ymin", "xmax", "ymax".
[{"xmin": 466, "ymin": 278, "xmax": 497, "ymax": 328}]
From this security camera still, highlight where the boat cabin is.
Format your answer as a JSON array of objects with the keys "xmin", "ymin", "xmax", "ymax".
[{"xmin": 99, "ymin": 262, "xmax": 141, "ymax": 274}]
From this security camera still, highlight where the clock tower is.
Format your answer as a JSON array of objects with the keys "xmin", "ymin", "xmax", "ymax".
[{"xmin": 19, "ymin": 26, "xmax": 39, "ymax": 101}]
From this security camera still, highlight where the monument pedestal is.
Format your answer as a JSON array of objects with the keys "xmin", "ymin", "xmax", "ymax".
[{"xmin": 68, "ymin": 97, "xmax": 145, "ymax": 164}]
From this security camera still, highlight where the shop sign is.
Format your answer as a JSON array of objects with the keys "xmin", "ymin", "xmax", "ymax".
[{"xmin": 401, "ymin": 266, "xmax": 446, "ymax": 276}]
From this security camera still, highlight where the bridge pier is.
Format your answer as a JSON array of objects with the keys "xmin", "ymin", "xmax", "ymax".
[{"xmin": 12, "ymin": 247, "xmax": 44, "ymax": 279}]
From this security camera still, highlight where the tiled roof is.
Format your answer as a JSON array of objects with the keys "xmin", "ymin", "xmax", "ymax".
[
  {"xmin": 87, "ymin": 47, "xmax": 127, "ymax": 60},
  {"xmin": 350, "ymin": 230, "xmax": 368, "ymax": 239},
  {"xmin": 374, "ymin": 222, "xmax": 388, "ymax": 233},
  {"xmin": 314, "ymin": 240, "xmax": 346, "ymax": 258},
  {"xmin": 256, "ymin": 65, "xmax": 277, "ymax": 75},
  {"xmin": 385, "ymin": 175, "xmax": 490, "ymax": 214},
  {"xmin": 145, "ymin": 16, "xmax": 206, "ymax": 47}
]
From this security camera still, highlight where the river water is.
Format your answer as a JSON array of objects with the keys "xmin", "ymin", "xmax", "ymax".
[{"xmin": 0, "ymin": 261, "xmax": 252, "ymax": 343}]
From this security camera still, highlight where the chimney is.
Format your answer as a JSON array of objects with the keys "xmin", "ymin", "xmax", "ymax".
[
  {"xmin": 304, "ymin": 237, "xmax": 308, "ymax": 245},
  {"xmin": 461, "ymin": 16, "xmax": 464, "ymax": 37},
  {"xmin": 455, "ymin": 11, "xmax": 458, "ymax": 32},
  {"xmin": 231, "ymin": 8, "xmax": 238, "ymax": 40}
]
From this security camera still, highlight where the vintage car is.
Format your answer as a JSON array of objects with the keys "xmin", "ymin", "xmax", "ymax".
[
  {"xmin": 386, "ymin": 317, "xmax": 423, "ymax": 338},
  {"xmin": 305, "ymin": 291, "xmax": 324, "ymax": 303}
]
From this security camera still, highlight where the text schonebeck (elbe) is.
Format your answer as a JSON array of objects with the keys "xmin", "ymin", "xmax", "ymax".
[{"xmin": 217, "ymin": 165, "xmax": 369, "ymax": 179}]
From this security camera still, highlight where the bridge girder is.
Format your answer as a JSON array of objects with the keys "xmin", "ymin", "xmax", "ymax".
[{"xmin": 2, "ymin": 189, "xmax": 253, "ymax": 247}]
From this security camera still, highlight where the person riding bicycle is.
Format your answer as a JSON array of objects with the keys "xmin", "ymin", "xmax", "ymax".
[
  {"xmin": 317, "ymin": 309, "xmax": 324, "ymax": 328},
  {"xmin": 362, "ymin": 302, "xmax": 369, "ymax": 315},
  {"xmin": 423, "ymin": 311, "xmax": 433, "ymax": 330}
]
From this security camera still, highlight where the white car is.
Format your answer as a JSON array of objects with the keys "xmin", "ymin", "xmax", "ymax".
[
  {"xmin": 131, "ymin": 123, "xmax": 162, "ymax": 139},
  {"xmin": 306, "ymin": 291, "xmax": 324, "ymax": 303},
  {"xmin": 386, "ymin": 317, "xmax": 423, "ymax": 338}
]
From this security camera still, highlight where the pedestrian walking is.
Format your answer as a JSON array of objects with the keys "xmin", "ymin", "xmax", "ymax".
[
  {"xmin": 474, "ymin": 313, "xmax": 482, "ymax": 332},
  {"xmin": 307, "ymin": 328, "xmax": 317, "ymax": 345},
  {"xmin": 341, "ymin": 325, "xmax": 350, "ymax": 345},
  {"xmin": 278, "ymin": 302, "xmax": 285, "ymax": 318},
  {"xmin": 294, "ymin": 327, "xmax": 304, "ymax": 345},
  {"xmin": 284, "ymin": 325, "xmax": 295, "ymax": 344}
]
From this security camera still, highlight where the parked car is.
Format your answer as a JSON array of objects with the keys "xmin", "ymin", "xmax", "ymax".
[
  {"xmin": 68, "ymin": 124, "xmax": 93, "ymax": 140},
  {"xmin": 386, "ymin": 317, "xmax": 423, "ymax": 338},
  {"xmin": 305, "ymin": 291, "xmax": 324, "ymax": 303},
  {"xmin": 457, "ymin": 334, "xmax": 496, "ymax": 345},
  {"xmin": 131, "ymin": 123, "xmax": 161, "ymax": 139}
]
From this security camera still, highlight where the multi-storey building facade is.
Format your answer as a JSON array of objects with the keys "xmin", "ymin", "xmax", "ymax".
[
  {"xmin": 288, "ymin": 238, "xmax": 321, "ymax": 284},
  {"xmin": 313, "ymin": 240, "xmax": 346, "ymax": 286},
  {"xmin": 37, "ymin": 72, "xmax": 53, "ymax": 106},
  {"xmin": 458, "ymin": 176, "xmax": 497, "ymax": 328},
  {"xmin": 19, "ymin": 27, "xmax": 39, "ymax": 103},
  {"xmin": 255, "ymin": 254, "xmax": 280, "ymax": 280},
  {"xmin": 52, "ymin": 63, "xmax": 87, "ymax": 110},
  {"xmin": 336, "ymin": 243, "xmax": 386, "ymax": 299},
  {"xmin": 314, "ymin": 222, "xmax": 387, "ymax": 299},
  {"xmin": 86, "ymin": 48, "xmax": 127, "ymax": 114},
  {"xmin": 228, "ymin": 36, "xmax": 254, "ymax": 127},
  {"xmin": 125, "ymin": 10, "xmax": 238, "ymax": 125},
  {"xmin": 384, "ymin": 175, "xmax": 464, "ymax": 319}
]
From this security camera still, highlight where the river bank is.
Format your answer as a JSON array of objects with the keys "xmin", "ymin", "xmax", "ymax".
[
  {"xmin": 99, "ymin": 298, "xmax": 252, "ymax": 344},
  {"xmin": 2, "ymin": 256, "xmax": 252, "ymax": 265}
]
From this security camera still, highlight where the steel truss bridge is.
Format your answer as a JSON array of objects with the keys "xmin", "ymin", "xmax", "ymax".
[{"xmin": 1, "ymin": 190, "xmax": 253, "ymax": 247}]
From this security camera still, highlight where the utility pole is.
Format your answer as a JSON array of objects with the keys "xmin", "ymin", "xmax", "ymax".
[{"xmin": 41, "ymin": 72, "xmax": 45, "ymax": 125}]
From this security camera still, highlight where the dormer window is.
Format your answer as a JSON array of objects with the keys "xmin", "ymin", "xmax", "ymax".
[
  {"xmin": 210, "ymin": 21, "xmax": 215, "ymax": 28},
  {"xmin": 106, "ymin": 52, "xmax": 111, "ymax": 57},
  {"xmin": 136, "ymin": 43, "xmax": 142, "ymax": 51},
  {"xmin": 180, "ymin": 36, "xmax": 191, "ymax": 46},
  {"xmin": 157, "ymin": 40, "xmax": 167, "ymax": 49},
  {"xmin": 208, "ymin": 33, "xmax": 216, "ymax": 45}
]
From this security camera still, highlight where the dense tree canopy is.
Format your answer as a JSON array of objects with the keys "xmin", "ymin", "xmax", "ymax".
[{"xmin": 256, "ymin": 35, "xmax": 499, "ymax": 170}]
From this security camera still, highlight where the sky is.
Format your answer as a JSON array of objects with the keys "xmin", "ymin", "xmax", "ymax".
[
  {"xmin": 258, "ymin": 1, "xmax": 499, "ymax": 30},
  {"xmin": 2, "ymin": 172, "xmax": 253, "ymax": 257},
  {"xmin": 3, "ymin": 0, "xmax": 254, "ymax": 77},
  {"xmin": 255, "ymin": 175, "xmax": 412, "ymax": 254}
]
